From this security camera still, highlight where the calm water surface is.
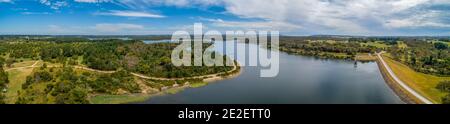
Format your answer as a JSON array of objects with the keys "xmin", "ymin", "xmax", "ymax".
[{"xmin": 138, "ymin": 41, "xmax": 403, "ymax": 104}]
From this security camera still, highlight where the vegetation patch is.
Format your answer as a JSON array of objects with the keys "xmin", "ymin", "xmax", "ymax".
[
  {"xmin": 90, "ymin": 94, "xmax": 151, "ymax": 104},
  {"xmin": 383, "ymin": 55, "xmax": 450, "ymax": 103}
]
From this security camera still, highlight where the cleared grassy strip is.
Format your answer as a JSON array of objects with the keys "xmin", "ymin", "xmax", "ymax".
[
  {"xmin": 355, "ymin": 53, "xmax": 377, "ymax": 61},
  {"xmin": 361, "ymin": 41, "xmax": 389, "ymax": 49},
  {"xmin": 383, "ymin": 55, "xmax": 450, "ymax": 103},
  {"xmin": 90, "ymin": 94, "xmax": 151, "ymax": 104},
  {"xmin": 5, "ymin": 68, "xmax": 34, "ymax": 104},
  {"xmin": 10, "ymin": 60, "xmax": 36, "ymax": 68}
]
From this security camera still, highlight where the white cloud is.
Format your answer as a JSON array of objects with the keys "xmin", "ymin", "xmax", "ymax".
[
  {"xmin": 217, "ymin": 0, "xmax": 450, "ymax": 34},
  {"xmin": 7, "ymin": 0, "xmax": 450, "ymax": 35},
  {"xmin": 75, "ymin": 0, "xmax": 222, "ymax": 9},
  {"xmin": 384, "ymin": 11, "xmax": 450, "ymax": 28},
  {"xmin": 114, "ymin": 0, "xmax": 222, "ymax": 8},
  {"xmin": 22, "ymin": 12, "xmax": 51, "ymax": 15},
  {"xmin": 69, "ymin": 0, "xmax": 450, "ymax": 34},
  {"xmin": 95, "ymin": 10, "xmax": 165, "ymax": 18},
  {"xmin": 39, "ymin": 0, "xmax": 68, "ymax": 10},
  {"xmin": 206, "ymin": 18, "xmax": 301, "ymax": 31},
  {"xmin": 92, "ymin": 23, "xmax": 145, "ymax": 32},
  {"xmin": 74, "ymin": 0, "xmax": 111, "ymax": 3}
]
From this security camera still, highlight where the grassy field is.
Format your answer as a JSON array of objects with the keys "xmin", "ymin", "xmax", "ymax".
[
  {"xmin": 382, "ymin": 55, "xmax": 450, "ymax": 103},
  {"xmin": 361, "ymin": 41, "xmax": 389, "ymax": 49},
  {"xmin": 397, "ymin": 41, "xmax": 408, "ymax": 49},
  {"xmin": 355, "ymin": 53, "xmax": 377, "ymax": 61},
  {"xmin": 89, "ymin": 94, "xmax": 151, "ymax": 104},
  {"xmin": 10, "ymin": 60, "xmax": 36, "ymax": 68},
  {"xmin": 190, "ymin": 81, "xmax": 208, "ymax": 88},
  {"xmin": 5, "ymin": 67, "xmax": 34, "ymax": 103}
]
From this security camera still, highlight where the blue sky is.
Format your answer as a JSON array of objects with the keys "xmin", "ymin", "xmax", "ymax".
[{"xmin": 1, "ymin": 0, "xmax": 450, "ymax": 36}]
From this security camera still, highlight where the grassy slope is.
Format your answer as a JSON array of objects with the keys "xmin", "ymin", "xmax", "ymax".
[
  {"xmin": 9, "ymin": 61, "xmax": 36, "ymax": 68},
  {"xmin": 90, "ymin": 94, "xmax": 151, "ymax": 104},
  {"xmin": 361, "ymin": 41, "xmax": 389, "ymax": 49},
  {"xmin": 383, "ymin": 55, "xmax": 450, "ymax": 103},
  {"xmin": 5, "ymin": 68, "xmax": 34, "ymax": 103}
]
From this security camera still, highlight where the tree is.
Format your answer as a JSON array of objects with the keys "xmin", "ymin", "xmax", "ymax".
[
  {"xmin": 5, "ymin": 58, "xmax": 15, "ymax": 68},
  {"xmin": 442, "ymin": 94, "xmax": 450, "ymax": 104},
  {"xmin": 0, "ymin": 67, "xmax": 8, "ymax": 104},
  {"xmin": 434, "ymin": 42, "xmax": 448, "ymax": 50},
  {"xmin": 436, "ymin": 81, "xmax": 450, "ymax": 93},
  {"xmin": 0, "ymin": 94, "xmax": 5, "ymax": 104},
  {"xmin": 0, "ymin": 67, "xmax": 9, "ymax": 88},
  {"xmin": 0, "ymin": 57, "xmax": 5, "ymax": 66}
]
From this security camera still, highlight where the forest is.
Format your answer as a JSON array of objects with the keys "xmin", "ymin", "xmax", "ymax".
[
  {"xmin": 16, "ymin": 66, "xmax": 139, "ymax": 104},
  {"xmin": 388, "ymin": 40, "xmax": 449, "ymax": 76},
  {"xmin": 0, "ymin": 61, "xmax": 8, "ymax": 104},
  {"xmin": 0, "ymin": 38, "xmax": 232, "ymax": 78},
  {"xmin": 279, "ymin": 37, "xmax": 381, "ymax": 60},
  {"xmin": 0, "ymin": 38, "xmax": 234, "ymax": 104}
]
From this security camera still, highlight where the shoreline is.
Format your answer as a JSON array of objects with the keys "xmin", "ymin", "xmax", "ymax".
[
  {"xmin": 90, "ymin": 61, "xmax": 243, "ymax": 104},
  {"xmin": 376, "ymin": 59, "xmax": 418, "ymax": 104},
  {"xmin": 6, "ymin": 59, "xmax": 243, "ymax": 104},
  {"xmin": 375, "ymin": 54, "xmax": 431, "ymax": 104}
]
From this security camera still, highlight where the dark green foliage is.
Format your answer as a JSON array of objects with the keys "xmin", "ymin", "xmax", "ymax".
[
  {"xmin": 436, "ymin": 81, "xmax": 450, "ymax": 93},
  {"xmin": 88, "ymin": 70, "xmax": 140, "ymax": 94},
  {"xmin": 19, "ymin": 66, "xmax": 141, "ymax": 103},
  {"xmin": 442, "ymin": 94, "xmax": 450, "ymax": 104},
  {"xmin": 0, "ymin": 67, "xmax": 7, "ymax": 104},
  {"xmin": 0, "ymin": 57, "xmax": 5, "ymax": 66},
  {"xmin": 1, "ymin": 39, "xmax": 232, "ymax": 78},
  {"xmin": 279, "ymin": 40, "xmax": 377, "ymax": 60},
  {"xmin": 2, "ymin": 38, "xmax": 234, "ymax": 104},
  {"xmin": 0, "ymin": 94, "xmax": 5, "ymax": 104},
  {"xmin": 435, "ymin": 42, "xmax": 448, "ymax": 50},
  {"xmin": 388, "ymin": 40, "xmax": 450, "ymax": 76},
  {"xmin": 436, "ymin": 81, "xmax": 450, "ymax": 104},
  {"xmin": 53, "ymin": 81, "xmax": 89, "ymax": 104},
  {"xmin": 0, "ymin": 67, "xmax": 8, "ymax": 87}
]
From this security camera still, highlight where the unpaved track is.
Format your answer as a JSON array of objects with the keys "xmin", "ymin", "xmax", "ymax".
[
  {"xmin": 377, "ymin": 52, "xmax": 433, "ymax": 104},
  {"xmin": 6, "ymin": 61, "xmax": 238, "ymax": 81}
]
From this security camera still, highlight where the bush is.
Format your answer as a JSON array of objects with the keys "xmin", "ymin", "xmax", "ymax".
[
  {"xmin": 442, "ymin": 94, "xmax": 450, "ymax": 104},
  {"xmin": 436, "ymin": 81, "xmax": 450, "ymax": 93}
]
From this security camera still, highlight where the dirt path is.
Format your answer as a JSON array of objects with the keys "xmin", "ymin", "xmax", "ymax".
[
  {"xmin": 129, "ymin": 62, "xmax": 237, "ymax": 81},
  {"xmin": 6, "ymin": 61, "xmax": 239, "ymax": 81},
  {"xmin": 5, "ymin": 61, "xmax": 39, "ymax": 71},
  {"xmin": 377, "ymin": 52, "xmax": 433, "ymax": 104}
]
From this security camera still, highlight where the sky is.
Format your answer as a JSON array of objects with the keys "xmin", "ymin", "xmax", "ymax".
[{"xmin": 0, "ymin": 0, "xmax": 450, "ymax": 36}]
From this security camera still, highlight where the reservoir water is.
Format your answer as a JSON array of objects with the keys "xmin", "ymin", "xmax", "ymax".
[{"xmin": 139, "ymin": 41, "xmax": 403, "ymax": 104}]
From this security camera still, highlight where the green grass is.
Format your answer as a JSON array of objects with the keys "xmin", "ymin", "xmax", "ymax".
[
  {"xmin": 10, "ymin": 60, "xmax": 36, "ymax": 68},
  {"xmin": 43, "ymin": 62, "xmax": 63, "ymax": 67},
  {"xmin": 190, "ymin": 81, "xmax": 208, "ymax": 88},
  {"xmin": 397, "ymin": 41, "xmax": 408, "ymax": 49},
  {"xmin": 164, "ymin": 87, "xmax": 184, "ymax": 94},
  {"xmin": 355, "ymin": 53, "xmax": 377, "ymax": 61},
  {"xmin": 5, "ymin": 68, "xmax": 34, "ymax": 104},
  {"xmin": 361, "ymin": 41, "xmax": 389, "ymax": 49},
  {"xmin": 383, "ymin": 55, "xmax": 450, "ymax": 103},
  {"xmin": 89, "ymin": 94, "xmax": 151, "ymax": 104}
]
